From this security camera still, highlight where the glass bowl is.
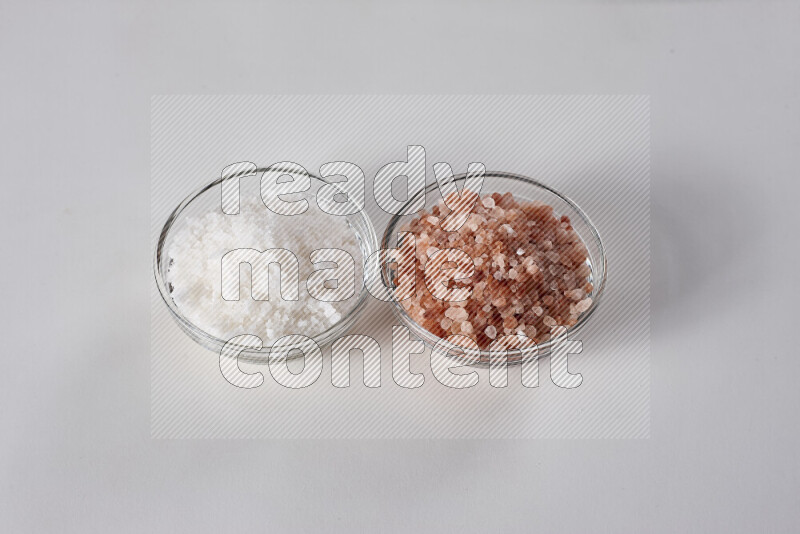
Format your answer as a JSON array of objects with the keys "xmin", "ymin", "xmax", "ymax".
[
  {"xmin": 380, "ymin": 171, "xmax": 606, "ymax": 366},
  {"xmin": 154, "ymin": 166, "xmax": 378, "ymax": 363}
]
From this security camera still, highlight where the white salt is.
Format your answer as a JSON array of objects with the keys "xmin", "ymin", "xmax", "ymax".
[{"xmin": 167, "ymin": 195, "xmax": 362, "ymax": 342}]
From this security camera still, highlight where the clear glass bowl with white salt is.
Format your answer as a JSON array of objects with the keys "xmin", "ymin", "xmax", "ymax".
[{"xmin": 154, "ymin": 166, "xmax": 378, "ymax": 362}]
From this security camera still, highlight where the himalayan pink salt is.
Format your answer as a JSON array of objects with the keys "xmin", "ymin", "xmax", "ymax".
[
  {"xmin": 399, "ymin": 190, "xmax": 593, "ymax": 349},
  {"xmin": 445, "ymin": 306, "xmax": 469, "ymax": 322},
  {"xmin": 574, "ymin": 298, "xmax": 593, "ymax": 313},
  {"xmin": 565, "ymin": 289, "xmax": 584, "ymax": 301}
]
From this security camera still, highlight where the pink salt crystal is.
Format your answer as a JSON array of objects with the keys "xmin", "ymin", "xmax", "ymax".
[
  {"xmin": 474, "ymin": 282, "xmax": 484, "ymax": 299},
  {"xmin": 516, "ymin": 248, "xmax": 525, "ymax": 256},
  {"xmin": 461, "ymin": 321, "xmax": 474, "ymax": 334},
  {"xmin": 574, "ymin": 298, "xmax": 593, "ymax": 313},
  {"xmin": 445, "ymin": 306, "xmax": 469, "ymax": 322},
  {"xmin": 543, "ymin": 316, "xmax": 557, "ymax": 327},
  {"xmin": 566, "ymin": 289, "xmax": 584, "ymax": 301},
  {"xmin": 501, "ymin": 224, "xmax": 515, "ymax": 235},
  {"xmin": 532, "ymin": 306, "xmax": 543, "ymax": 316},
  {"xmin": 441, "ymin": 317, "xmax": 453, "ymax": 330},
  {"xmin": 508, "ymin": 268, "xmax": 519, "ymax": 279},
  {"xmin": 503, "ymin": 316, "xmax": 518, "ymax": 330},
  {"xmin": 525, "ymin": 325, "xmax": 538, "ymax": 339},
  {"xmin": 498, "ymin": 192, "xmax": 515, "ymax": 208},
  {"xmin": 426, "ymin": 216, "xmax": 439, "ymax": 225},
  {"xmin": 576, "ymin": 263, "xmax": 592, "ymax": 278},
  {"xmin": 485, "ymin": 325, "xmax": 497, "ymax": 339},
  {"xmin": 426, "ymin": 246, "xmax": 440, "ymax": 257},
  {"xmin": 545, "ymin": 251, "xmax": 560, "ymax": 263},
  {"xmin": 482, "ymin": 197, "xmax": 495, "ymax": 209}
]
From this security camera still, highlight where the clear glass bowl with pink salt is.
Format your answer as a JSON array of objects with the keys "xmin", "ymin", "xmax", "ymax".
[{"xmin": 380, "ymin": 171, "xmax": 606, "ymax": 366}]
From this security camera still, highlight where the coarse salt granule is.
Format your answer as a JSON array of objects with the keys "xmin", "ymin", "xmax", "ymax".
[
  {"xmin": 400, "ymin": 190, "xmax": 593, "ymax": 350},
  {"xmin": 167, "ymin": 195, "xmax": 362, "ymax": 343}
]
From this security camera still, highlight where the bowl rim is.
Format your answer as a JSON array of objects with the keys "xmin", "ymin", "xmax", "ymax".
[
  {"xmin": 153, "ymin": 165, "xmax": 379, "ymax": 363},
  {"xmin": 380, "ymin": 170, "xmax": 607, "ymax": 366}
]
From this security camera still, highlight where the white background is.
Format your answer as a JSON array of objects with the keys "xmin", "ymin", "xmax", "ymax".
[{"xmin": 1, "ymin": 1, "xmax": 798, "ymax": 532}]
